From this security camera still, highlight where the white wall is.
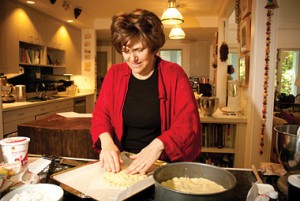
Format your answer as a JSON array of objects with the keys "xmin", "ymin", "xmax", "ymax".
[{"xmin": 277, "ymin": 0, "xmax": 300, "ymax": 48}]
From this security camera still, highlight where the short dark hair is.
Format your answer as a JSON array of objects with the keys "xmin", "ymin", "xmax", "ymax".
[{"xmin": 111, "ymin": 9, "xmax": 165, "ymax": 54}]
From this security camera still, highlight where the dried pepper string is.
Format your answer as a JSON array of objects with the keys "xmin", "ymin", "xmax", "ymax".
[{"xmin": 260, "ymin": 1, "xmax": 278, "ymax": 155}]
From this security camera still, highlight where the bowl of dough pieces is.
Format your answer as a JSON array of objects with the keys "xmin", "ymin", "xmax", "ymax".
[{"xmin": 153, "ymin": 162, "xmax": 236, "ymax": 201}]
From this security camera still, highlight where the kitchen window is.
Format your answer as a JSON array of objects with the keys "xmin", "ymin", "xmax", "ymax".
[
  {"xmin": 275, "ymin": 49, "xmax": 300, "ymax": 96},
  {"xmin": 158, "ymin": 49, "xmax": 182, "ymax": 66}
]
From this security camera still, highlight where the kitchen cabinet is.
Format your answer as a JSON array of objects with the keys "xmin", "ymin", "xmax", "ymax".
[
  {"xmin": 199, "ymin": 114, "xmax": 247, "ymax": 168},
  {"xmin": 3, "ymin": 99, "xmax": 73, "ymax": 136},
  {"xmin": 65, "ymin": 25, "xmax": 81, "ymax": 75},
  {"xmin": 18, "ymin": 5, "xmax": 46, "ymax": 45},
  {"xmin": 45, "ymin": 17, "xmax": 66, "ymax": 50},
  {"xmin": 0, "ymin": 0, "xmax": 20, "ymax": 73},
  {"xmin": 1, "ymin": 0, "xmax": 82, "ymax": 74}
]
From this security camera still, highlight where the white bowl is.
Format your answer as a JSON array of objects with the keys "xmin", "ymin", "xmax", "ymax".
[{"xmin": 1, "ymin": 183, "xmax": 64, "ymax": 201}]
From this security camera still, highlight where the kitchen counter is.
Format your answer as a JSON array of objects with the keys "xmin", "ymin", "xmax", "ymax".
[
  {"xmin": 55, "ymin": 167, "xmax": 286, "ymax": 201},
  {"xmin": 2, "ymin": 92, "xmax": 94, "ymax": 111}
]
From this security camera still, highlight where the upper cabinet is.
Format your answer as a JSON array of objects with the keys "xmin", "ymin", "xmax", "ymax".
[
  {"xmin": 0, "ymin": 0, "xmax": 81, "ymax": 74},
  {"xmin": 45, "ymin": 17, "xmax": 66, "ymax": 50},
  {"xmin": 18, "ymin": 6, "xmax": 46, "ymax": 45},
  {"xmin": 65, "ymin": 25, "xmax": 81, "ymax": 75},
  {"xmin": 0, "ymin": 0, "xmax": 20, "ymax": 73}
]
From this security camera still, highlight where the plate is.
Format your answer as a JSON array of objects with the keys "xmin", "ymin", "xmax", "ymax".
[{"xmin": 0, "ymin": 183, "xmax": 64, "ymax": 201}]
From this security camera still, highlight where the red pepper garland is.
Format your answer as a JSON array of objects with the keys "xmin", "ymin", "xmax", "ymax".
[{"xmin": 260, "ymin": 1, "xmax": 279, "ymax": 155}]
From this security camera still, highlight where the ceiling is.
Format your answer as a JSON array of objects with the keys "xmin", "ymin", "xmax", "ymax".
[{"xmin": 16, "ymin": 0, "xmax": 234, "ymax": 41}]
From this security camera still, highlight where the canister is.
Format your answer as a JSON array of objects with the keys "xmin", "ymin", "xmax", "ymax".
[{"xmin": 15, "ymin": 85, "xmax": 26, "ymax": 102}]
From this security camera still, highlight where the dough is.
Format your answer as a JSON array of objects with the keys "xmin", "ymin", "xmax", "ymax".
[
  {"xmin": 161, "ymin": 177, "xmax": 226, "ymax": 194},
  {"xmin": 102, "ymin": 170, "xmax": 147, "ymax": 189}
]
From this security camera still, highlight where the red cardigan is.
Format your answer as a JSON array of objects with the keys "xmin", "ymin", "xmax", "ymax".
[{"xmin": 91, "ymin": 57, "xmax": 202, "ymax": 162}]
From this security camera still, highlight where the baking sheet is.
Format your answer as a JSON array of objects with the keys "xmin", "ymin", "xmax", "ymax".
[{"xmin": 52, "ymin": 153, "xmax": 155, "ymax": 201}]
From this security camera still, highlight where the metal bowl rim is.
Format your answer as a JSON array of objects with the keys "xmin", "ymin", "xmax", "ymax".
[
  {"xmin": 153, "ymin": 162, "xmax": 237, "ymax": 196},
  {"xmin": 274, "ymin": 124, "xmax": 300, "ymax": 137}
]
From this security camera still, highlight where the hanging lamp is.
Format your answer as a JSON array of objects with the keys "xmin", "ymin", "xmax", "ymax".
[
  {"xmin": 169, "ymin": 25, "xmax": 186, "ymax": 39},
  {"xmin": 161, "ymin": 0, "xmax": 184, "ymax": 25}
]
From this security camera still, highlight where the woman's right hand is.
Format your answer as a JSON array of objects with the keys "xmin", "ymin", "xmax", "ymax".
[{"xmin": 99, "ymin": 132, "xmax": 123, "ymax": 173}]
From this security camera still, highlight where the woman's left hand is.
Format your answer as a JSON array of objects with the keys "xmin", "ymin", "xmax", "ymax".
[{"xmin": 124, "ymin": 138, "xmax": 164, "ymax": 175}]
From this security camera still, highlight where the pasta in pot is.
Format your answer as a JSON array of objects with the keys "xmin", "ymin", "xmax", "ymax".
[{"xmin": 161, "ymin": 177, "xmax": 226, "ymax": 194}]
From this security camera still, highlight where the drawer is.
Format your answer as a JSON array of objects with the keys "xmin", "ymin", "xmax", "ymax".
[
  {"xmin": 35, "ymin": 106, "xmax": 73, "ymax": 120},
  {"xmin": 3, "ymin": 116, "xmax": 35, "ymax": 135},
  {"xmin": 36, "ymin": 100, "xmax": 73, "ymax": 114},
  {"xmin": 3, "ymin": 107, "xmax": 39, "ymax": 123}
]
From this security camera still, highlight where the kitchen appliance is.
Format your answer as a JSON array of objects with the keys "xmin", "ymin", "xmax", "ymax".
[
  {"xmin": 73, "ymin": 97, "xmax": 86, "ymax": 113},
  {"xmin": 0, "ymin": 74, "xmax": 15, "ymax": 103},
  {"xmin": 222, "ymin": 80, "xmax": 241, "ymax": 115},
  {"xmin": 153, "ymin": 162, "xmax": 236, "ymax": 201},
  {"xmin": 274, "ymin": 124, "xmax": 300, "ymax": 196},
  {"xmin": 199, "ymin": 97, "xmax": 219, "ymax": 116}
]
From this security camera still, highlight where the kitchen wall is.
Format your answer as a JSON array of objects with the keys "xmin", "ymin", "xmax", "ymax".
[{"xmin": 0, "ymin": 0, "xmax": 82, "ymax": 78}]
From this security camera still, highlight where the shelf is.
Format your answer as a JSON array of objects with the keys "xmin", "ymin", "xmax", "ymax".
[
  {"xmin": 19, "ymin": 63, "xmax": 66, "ymax": 68},
  {"xmin": 199, "ymin": 110, "xmax": 247, "ymax": 124},
  {"xmin": 202, "ymin": 147, "xmax": 235, "ymax": 153}
]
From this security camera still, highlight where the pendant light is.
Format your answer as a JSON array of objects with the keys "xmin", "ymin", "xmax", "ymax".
[
  {"xmin": 161, "ymin": 0, "xmax": 184, "ymax": 25},
  {"xmin": 169, "ymin": 25, "xmax": 186, "ymax": 39}
]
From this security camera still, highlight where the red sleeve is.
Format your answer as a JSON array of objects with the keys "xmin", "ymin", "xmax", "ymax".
[{"xmin": 157, "ymin": 63, "xmax": 202, "ymax": 162}]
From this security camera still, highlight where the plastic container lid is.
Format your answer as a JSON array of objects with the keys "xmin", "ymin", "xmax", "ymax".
[
  {"xmin": 288, "ymin": 174, "xmax": 300, "ymax": 188},
  {"xmin": 0, "ymin": 137, "xmax": 30, "ymax": 146}
]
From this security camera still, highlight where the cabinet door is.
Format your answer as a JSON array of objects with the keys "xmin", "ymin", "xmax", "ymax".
[
  {"xmin": 18, "ymin": 4, "xmax": 45, "ymax": 45},
  {"xmin": 45, "ymin": 17, "xmax": 66, "ymax": 50},
  {"xmin": 65, "ymin": 25, "xmax": 81, "ymax": 74},
  {"xmin": 0, "ymin": 0, "xmax": 19, "ymax": 73}
]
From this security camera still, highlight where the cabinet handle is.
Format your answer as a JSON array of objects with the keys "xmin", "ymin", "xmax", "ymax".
[{"xmin": 17, "ymin": 113, "xmax": 24, "ymax": 116}]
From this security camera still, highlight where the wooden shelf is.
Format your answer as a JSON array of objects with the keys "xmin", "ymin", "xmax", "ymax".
[
  {"xmin": 199, "ymin": 110, "xmax": 247, "ymax": 168},
  {"xmin": 202, "ymin": 147, "xmax": 235, "ymax": 154},
  {"xmin": 19, "ymin": 63, "xmax": 66, "ymax": 68}
]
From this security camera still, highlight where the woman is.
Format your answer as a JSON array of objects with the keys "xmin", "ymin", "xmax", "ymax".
[{"xmin": 91, "ymin": 9, "xmax": 201, "ymax": 175}]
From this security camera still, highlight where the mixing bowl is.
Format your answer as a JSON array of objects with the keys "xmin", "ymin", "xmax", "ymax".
[
  {"xmin": 274, "ymin": 124, "xmax": 300, "ymax": 171},
  {"xmin": 199, "ymin": 97, "xmax": 219, "ymax": 116},
  {"xmin": 153, "ymin": 162, "xmax": 236, "ymax": 201}
]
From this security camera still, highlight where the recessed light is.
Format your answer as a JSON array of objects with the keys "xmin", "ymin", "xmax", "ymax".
[
  {"xmin": 26, "ymin": 1, "xmax": 36, "ymax": 4},
  {"xmin": 67, "ymin": 20, "xmax": 74, "ymax": 23}
]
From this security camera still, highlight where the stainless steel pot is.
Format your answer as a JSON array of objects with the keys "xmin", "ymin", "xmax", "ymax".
[{"xmin": 153, "ymin": 162, "xmax": 236, "ymax": 201}]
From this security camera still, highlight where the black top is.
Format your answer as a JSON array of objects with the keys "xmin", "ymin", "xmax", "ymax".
[{"xmin": 122, "ymin": 68, "xmax": 161, "ymax": 153}]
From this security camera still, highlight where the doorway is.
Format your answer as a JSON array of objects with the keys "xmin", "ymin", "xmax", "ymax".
[{"xmin": 96, "ymin": 46, "xmax": 112, "ymax": 95}]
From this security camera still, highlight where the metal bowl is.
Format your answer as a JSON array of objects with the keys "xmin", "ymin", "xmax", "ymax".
[
  {"xmin": 275, "ymin": 124, "xmax": 300, "ymax": 171},
  {"xmin": 199, "ymin": 97, "xmax": 219, "ymax": 116},
  {"xmin": 153, "ymin": 162, "xmax": 236, "ymax": 201}
]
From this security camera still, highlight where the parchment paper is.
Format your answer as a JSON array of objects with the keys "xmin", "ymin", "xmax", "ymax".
[{"xmin": 52, "ymin": 153, "xmax": 155, "ymax": 201}]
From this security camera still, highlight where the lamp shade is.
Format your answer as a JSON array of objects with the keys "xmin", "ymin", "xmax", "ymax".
[
  {"xmin": 161, "ymin": 0, "xmax": 184, "ymax": 25},
  {"xmin": 169, "ymin": 26, "xmax": 186, "ymax": 39}
]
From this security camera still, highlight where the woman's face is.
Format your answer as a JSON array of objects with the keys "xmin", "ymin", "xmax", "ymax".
[{"xmin": 122, "ymin": 38, "xmax": 156, "ymax": 80}]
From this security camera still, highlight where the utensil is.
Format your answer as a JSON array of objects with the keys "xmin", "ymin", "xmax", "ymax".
[
  {"xmin": 251, "ymin": 164, "xmax": 263, "ymax": 184},
  {"xmin": 153, "ymin": 162, "xmax": 236, "ymax": 201}
]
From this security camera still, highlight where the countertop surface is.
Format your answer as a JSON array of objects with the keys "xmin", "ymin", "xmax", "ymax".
[
  {"xmin": 2, "ymin": 92, "xmax": 94, "ymax": 111},
  {"xmin": 59, "ymin": 168, "xmax": 286, "ymax": 201}
]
